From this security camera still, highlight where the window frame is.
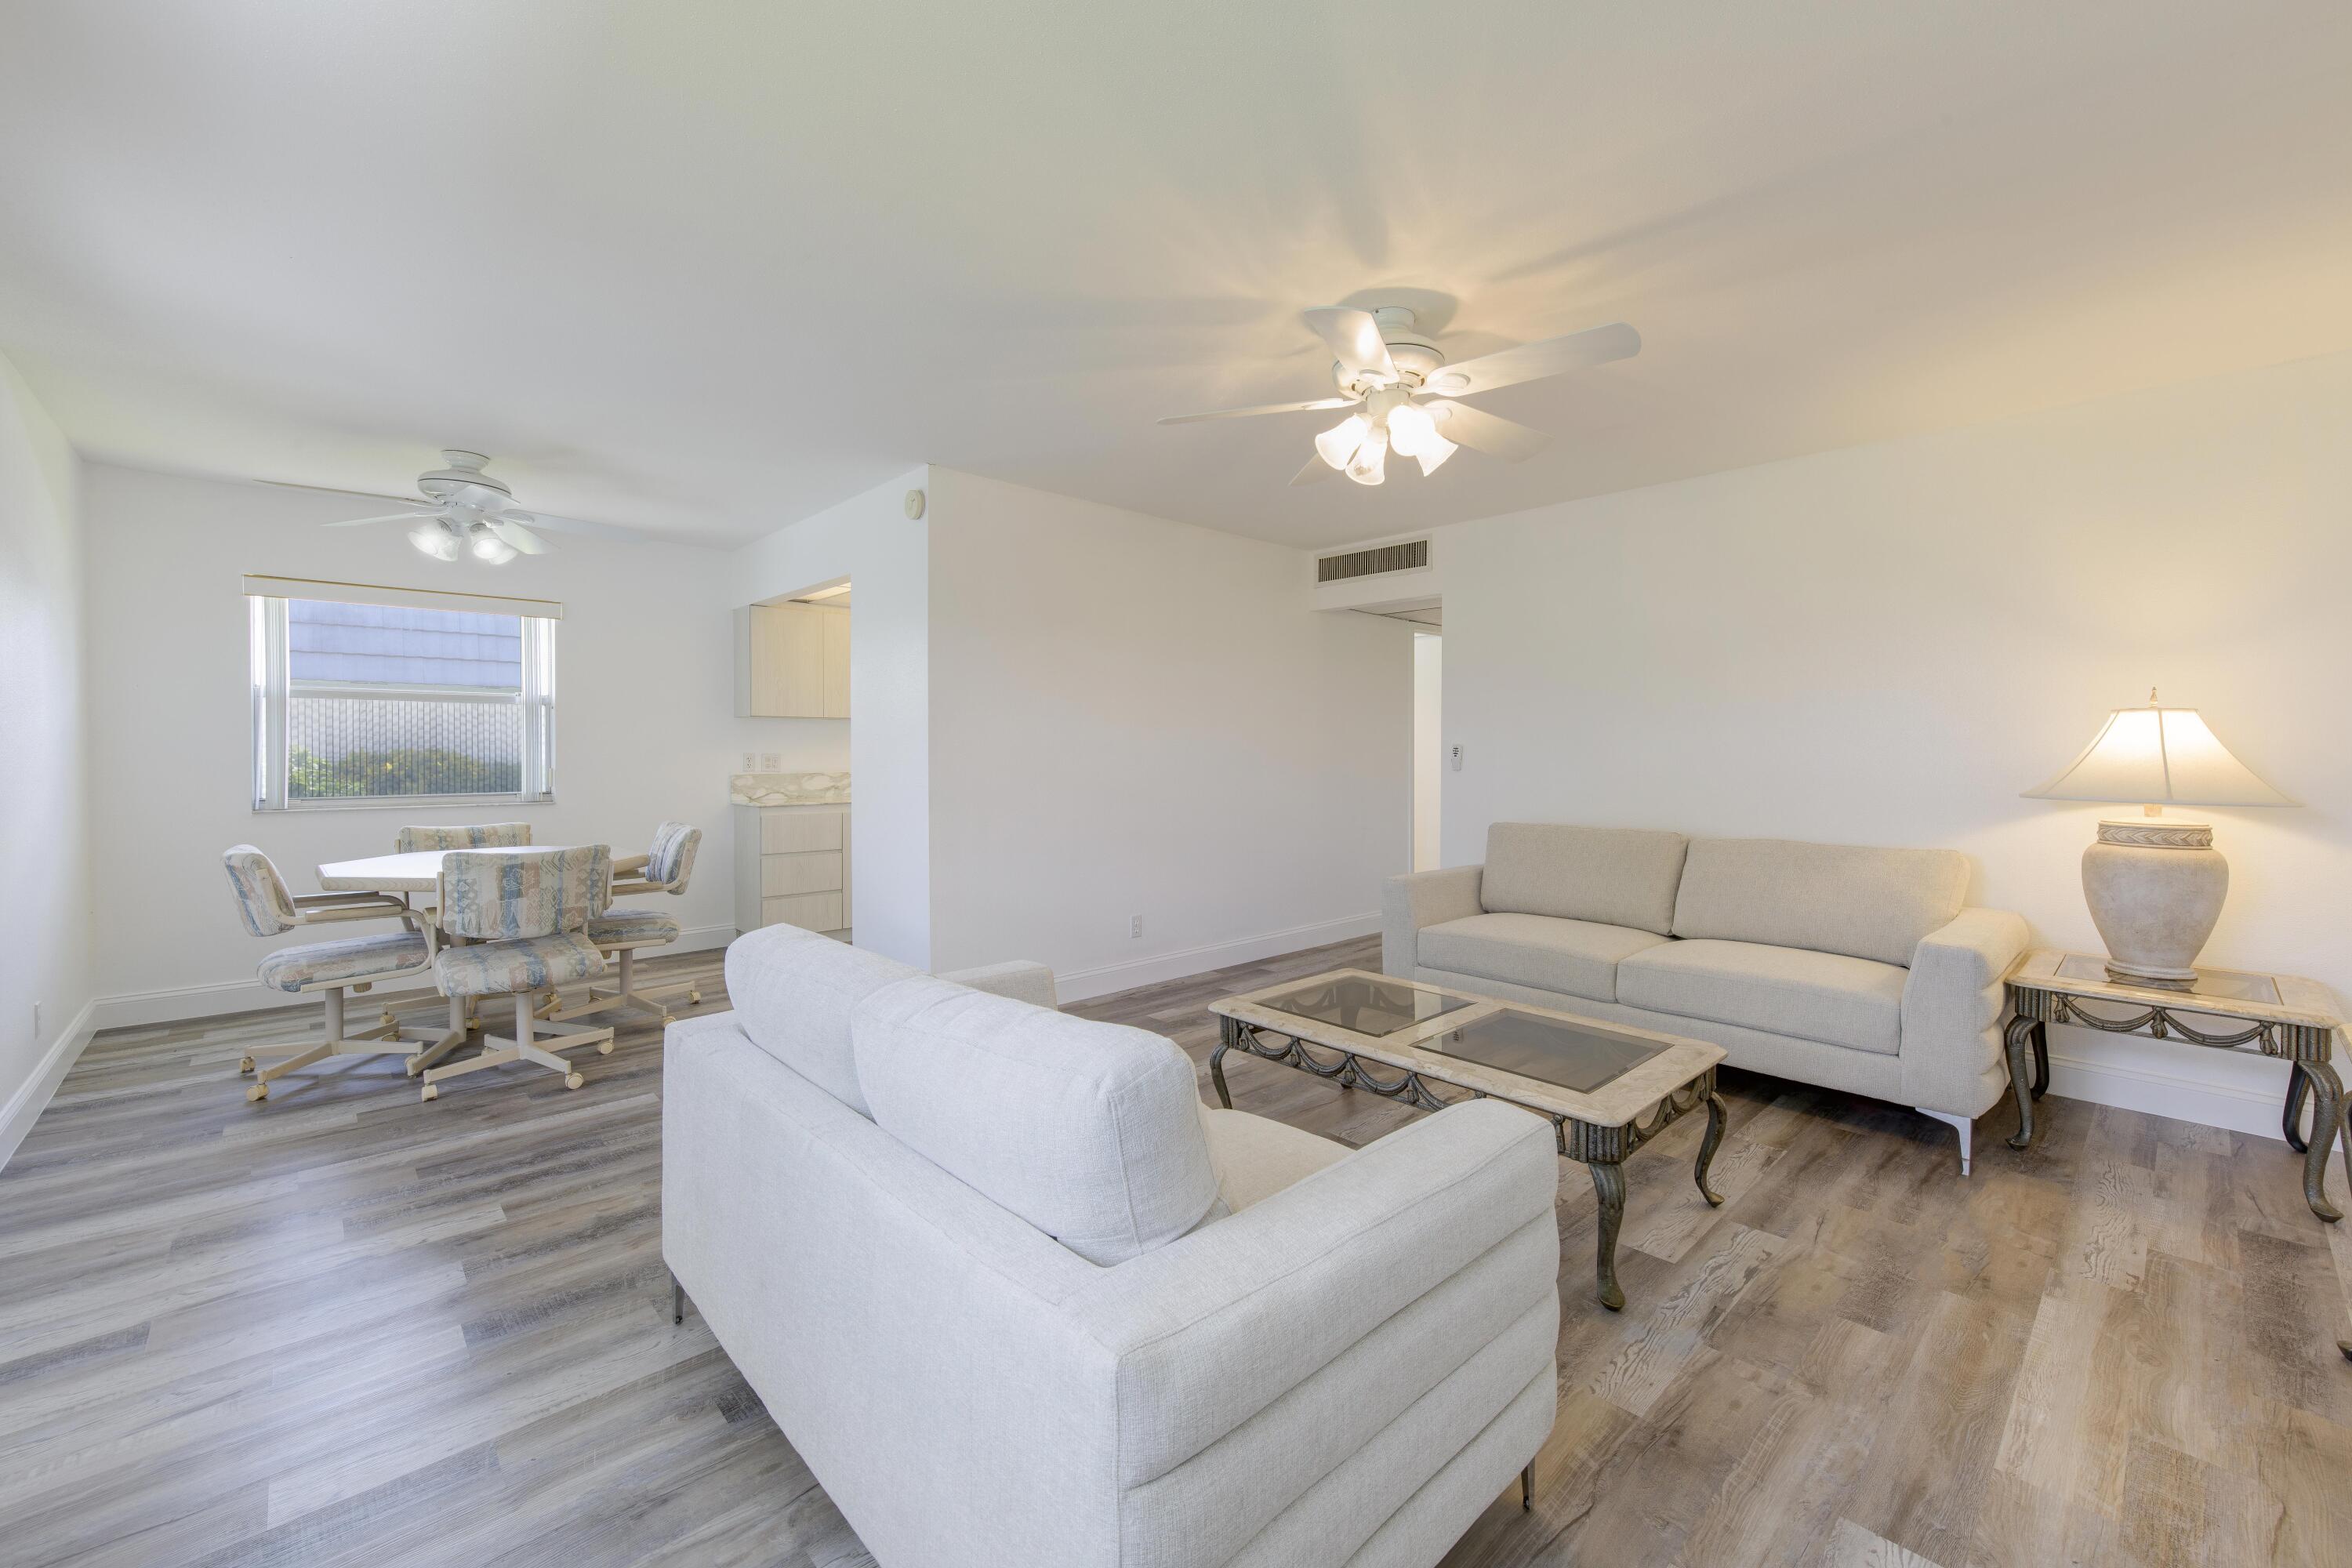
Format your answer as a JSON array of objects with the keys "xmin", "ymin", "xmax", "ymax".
[{"xmin": 248, "ymin": 593, "xmax": 559, "ymax": 813}]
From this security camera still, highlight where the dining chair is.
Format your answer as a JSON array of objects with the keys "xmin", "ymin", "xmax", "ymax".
[
  {"xmin": 554, "ymin": 822, "xmax": 706, "ymax": 1026},
  {"xmin": 393, "ymin": 822, "xmax": 533, "ymax": 852},
  {"xmin": 419, "ymin": 845, "xmax": 617, "ymax": 1101},
  {"xmin": 222, "ymin": 846, "xmax": 467, "ymax": 1102}
]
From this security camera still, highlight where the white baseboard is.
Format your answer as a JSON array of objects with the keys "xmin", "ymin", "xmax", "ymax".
[
  {"xmin": 0, "ymin": 997, "xmax": 97, "ymax": 1173},
  {"xmin": 1054, "ymin": 913, "xmax": 1382, "ymax": 1005},
  {"xmin": 2044, "ymin": 1034, "xmax": 2328, "ymax": 1149},
  {"xmin": 90, "ymin": 924, "xmax": 737, "ymax": 1032}
]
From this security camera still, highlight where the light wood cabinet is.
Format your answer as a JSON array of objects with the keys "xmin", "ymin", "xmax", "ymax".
[
  {"xmin": 735, "ymin": 603, "xmax": 850, "ymax": 719},
  {"xmin": 734, "ymin": 803, "xmax": 851, "ymax": 938}
]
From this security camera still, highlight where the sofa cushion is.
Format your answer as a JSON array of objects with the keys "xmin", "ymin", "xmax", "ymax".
[
  {"xmin": 852, "ymin": 974, "xmax": 1221, "ymax": 1265},
  {"xmin": 1198, "ymin": 1107, "xmax": 1349, "ymax": 1214},
  {"xmin": 1480, "ymin": 824, "xmax": 1689, "ymax": 936},
  {"xmin": 1670, "ymin": 837, "xmax": 1969, "ymax": 968},
  {"xmin": 723, "ymin": 923, "xmax": 920, "ymax": 1116},
  {"xmin": 1417, "ymin": 913, "xmax": 1669, "ymax": 1004},
  {"xmin": 1617, "ymin": 938, "xmax": 1907, "ymax": 1055}
]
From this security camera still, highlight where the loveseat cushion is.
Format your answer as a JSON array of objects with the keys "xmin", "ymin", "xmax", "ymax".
[
  {"xmin": 1417, "ymin": 913, "xmax": 1669, "ymax": 1003},
  {"xmin": 1670, "ymin": 837, "xmax": 1969, "ymax": 969},
  {"xmin": 1198, "ymin": 1106, "xmax": 1349, "ymax": 1213},
  {"xmin": 1617, "ymin": 938, "xmax": 1907, "ymax": 1055},
  {"xmin": 852, "ymin": 974, "xmax": 1221, "ymax": 1265},
  {"xmin": 723, "ymin": 923, "xmax": 920, "ymax": 1116},
  {"xmin": 1479, "ymin": 824, "xmax": 1689, "ymax": 935}
]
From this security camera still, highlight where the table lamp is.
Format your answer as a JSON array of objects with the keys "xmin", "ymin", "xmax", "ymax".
[{"xmin": 2023, "ymin": 690, "xmax": 2293, "ymax": 989}]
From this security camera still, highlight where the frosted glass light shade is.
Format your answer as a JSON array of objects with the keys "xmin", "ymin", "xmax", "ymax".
[
  {"xmin": 2023, "ymin": 702, "xmax": 2293, "ymax": 808},
  {"xmin": 1314, "ymin": 414, "xmax": 1370, "ymax": 470}
]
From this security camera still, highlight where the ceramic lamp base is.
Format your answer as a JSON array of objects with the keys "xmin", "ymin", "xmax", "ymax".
[{"xmin": 2081, "ymin": 818, "xmax": 2227, "ymax": 991}]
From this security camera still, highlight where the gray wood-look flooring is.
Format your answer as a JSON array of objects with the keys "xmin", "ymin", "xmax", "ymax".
[{"xmin": 3, "ymin": 938, "xmax": 2349, "ymax": 1566}]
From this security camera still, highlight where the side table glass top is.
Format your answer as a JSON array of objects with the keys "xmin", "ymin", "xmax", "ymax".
[
  {"xmin": 1427, "ymin": 1010, "xmax": 1669, "ymax": 1094},
  {"xmin": 1250, "ymin": 974, "xmax": 1474, "ymax": 1037},
  {"xmin": 2048, "ymin": 953, "xmax": 2282, "ymax": 1007}
]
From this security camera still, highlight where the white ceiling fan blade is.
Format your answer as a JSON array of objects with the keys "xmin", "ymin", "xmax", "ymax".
[
  {"xmin": 1160, "ymin": 396, "xmax": 1358, "ymax": 426},
  {"xmin": 1301, "ymin": 307, "xmax": 1398, "ymax": 382},
  {"xmin": 321, "ymin": 511, "xmax": 436, "ymax": 528},
  {"xmin": 1428, "ymin": 400, "xmax": 1551, "ymax": 462},
  {"xmin": 489, "ymin": 514, "xmax": 553, "ymax": 554},
  {"xmin": 1421, "ymin": 321, "xmax": 1640, "ymax": 397},
  {"xmin": 1290, "ymin": 452, "xmax": 1340, "ymax": 486}
]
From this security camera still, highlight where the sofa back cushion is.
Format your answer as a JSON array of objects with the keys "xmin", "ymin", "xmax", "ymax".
[
  {"xmin": 1671, "ymin": 837, "xmax": 1969, "ymax": 968},
  {"xmin": 852, "ymin": 974, "xmax": 1221, "ymax": 1265},
  {"xmin": 723, "ymin": 924, "xmax": 920, "ymax": 1116},
  {"xmin": 1480, "ymin": 823, "xmax": 1690, "ymax": 936}
]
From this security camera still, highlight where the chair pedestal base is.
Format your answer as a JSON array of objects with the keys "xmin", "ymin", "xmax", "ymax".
[
  {"xmin": 420, "ymin": 994, "xmax": 615, "ymax": 1102},
  {"xmin": 243, "ymin": 986, "xmax": 456, "ymax": 1103},
  {"xmin": 541, "ymin": 946, "xmax": 699, "ymax": 1029}
]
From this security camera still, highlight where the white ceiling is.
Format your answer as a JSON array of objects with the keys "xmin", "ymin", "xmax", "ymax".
[{"xmin": 3, "ymin": 2, "xmax": 2348, "ymax": 550}]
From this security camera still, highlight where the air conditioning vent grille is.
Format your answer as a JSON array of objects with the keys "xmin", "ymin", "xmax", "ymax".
[{"xmin": 1317, "ymin": 539, "xmax": 1429, "ymax": 583}]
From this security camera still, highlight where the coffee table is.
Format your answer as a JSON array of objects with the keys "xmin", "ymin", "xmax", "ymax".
[{"xmin": 1209, "ymin": 968, "xmax": 1729, "ymax": 1311}]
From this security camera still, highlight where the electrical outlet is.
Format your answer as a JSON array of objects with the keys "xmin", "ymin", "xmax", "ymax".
[
  {"xmin": 739, "ymin": 752, "xmax": 758, "ymax": 773},
  {"xmin": 760, "ymin": 752, "xmax": 783, "ymax": 771},
  {"xmin": 1130, "ymin": 914, "xmax": 1143, "ymax": 939}
]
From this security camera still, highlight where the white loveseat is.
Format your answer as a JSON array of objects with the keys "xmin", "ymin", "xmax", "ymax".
[
  {"xmin": 1384, "ymin": 825, "xmax": 2029, "ymax": 1172},
  {"xmin": 662, "ymin": 924, "xmax": 1561, "ymax": 1568}
]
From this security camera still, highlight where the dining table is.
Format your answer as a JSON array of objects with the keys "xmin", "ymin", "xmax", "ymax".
[{"xmin": 314, "ymin": 844, "xmax": 574, "ymax": 897}]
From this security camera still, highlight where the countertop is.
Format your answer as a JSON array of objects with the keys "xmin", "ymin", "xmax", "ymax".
[{"xmin": 731, "ymin": 771, "xmax": 851, "ymax": 807}]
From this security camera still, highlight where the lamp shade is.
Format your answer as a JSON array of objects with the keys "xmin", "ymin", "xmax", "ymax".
[{"xmin": 2023, "ymin": 699, "xmax": 2293, "ymax": 808}]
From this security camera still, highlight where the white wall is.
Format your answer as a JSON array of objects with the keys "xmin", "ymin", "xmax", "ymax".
[
  {"xmin": 0, "ymin": 355, "xmax": 93, "ymax": 1166},
  {"xmin": 924, "ymin": 470, "xmax": 1412, "ymax": 996},
  {"xmin": 1436, "ymin": 348, "xmax": 2352, "ymax": 1138},
  {"xmin": 728, "ymin": 467, "xmax": 933, "ymax": 967},
  {"xmin": 81, "ymin": 463, "xmax": 759, "ymax": 1023},
  {"xmin": 1413, "ymin": 633, "xmax": 1443, "ymax": 873}
]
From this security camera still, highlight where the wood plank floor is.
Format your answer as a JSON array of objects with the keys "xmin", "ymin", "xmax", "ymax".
[{"xmin": 4, "ymin": 938, "xmax": 2349, "ymax": 1566}]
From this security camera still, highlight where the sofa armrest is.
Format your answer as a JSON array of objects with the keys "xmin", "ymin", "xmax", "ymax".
[
  {"xmin": 1062, "ymin": 1098, "xmax": 1558, "ymax": 1489},
  {"xmin": 938, "ymin": 960, "xmax": 1058, "ymax": 1011},
  {"xmin": 1381, "ymin": 864, "xmax": 1483, "ymax": 976},
  {"xmin": 1900, "ymin": 907, "xmax": 2031, "ymax": 1117}
]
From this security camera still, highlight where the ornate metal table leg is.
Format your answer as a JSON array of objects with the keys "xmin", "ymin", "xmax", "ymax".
[
  {"xmin": 1590, "ymin": 1160, "xmax": 1628, "ymax": 1312},
  {"xmin": 2298, "ymin": 1059, "xmax": 2344, "ymax": 1223},
  {"xmin": 1694, "ymin": 1087, "xmax": 1728, "ymax": 1207},
  {"xmin": 2004, "ymin": 1014, "xmax": 2039, "ymax": 1151},
  {"xmin": 2031, "ymin": 1021, "xmax": 2049, "ymax": 1099},
  {"xmin": 2284, "ymin": 1063, "xmax": 2312, "ymax": 1154},
  {"xmin": 1210, "ymin": 1017, "xmax": 1238, "ymax": 1109}
]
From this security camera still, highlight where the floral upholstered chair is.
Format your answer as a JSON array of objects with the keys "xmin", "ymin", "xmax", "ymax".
[
  {"xmin": 418, "ymin": 845, "xmax": 616, "ymax": 1102},
  {"xmin": 554, "ymin": 822, "xmax": 706, "ymax": 1027},
  {"xmin": 393, "ymin": 822, "xmax": 533, "ymax": 852},
  {"xmin": 221, "ymin": 846, "xmax": 466, "ymax": 1102}
]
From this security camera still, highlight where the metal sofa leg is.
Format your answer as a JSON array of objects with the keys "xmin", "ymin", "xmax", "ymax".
[
  {"xmin": 1916, "ymin": 1108, "xmax": 1973, "ymax": 1176},
  {"xmin": 670, "ymin": 1269, "xmax": 687, "ymax": 1326}
]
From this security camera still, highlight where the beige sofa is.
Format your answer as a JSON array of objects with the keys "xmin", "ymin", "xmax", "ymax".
[{"xmin": 1383, "ymin": 824, "xmax": 2029, "ymax": 1173}]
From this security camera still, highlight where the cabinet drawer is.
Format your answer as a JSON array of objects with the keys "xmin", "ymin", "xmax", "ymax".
[
  {"xmin": 764, "ymin": 892, "xmax": 844, "ymax": 933},
  {"xmin": 762, "ymin": 851, "xmax": 843, "ymax": 897},
  {"xmin": 760, "ymin": 811, "xmax": 844, "ymax": 854}
]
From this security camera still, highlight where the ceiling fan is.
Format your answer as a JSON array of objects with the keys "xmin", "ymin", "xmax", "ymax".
[
  {"xmin": 1160, "ymin": 306, "xmax": 1639, "ymax": 487},
  {"xmin": 317, "ymin": 451, "xmax": 558, "ymax": 564}
]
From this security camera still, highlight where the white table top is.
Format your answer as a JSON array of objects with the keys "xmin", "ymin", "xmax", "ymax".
[{"xmin": 316, "ymin": 845, "xmax": 571, "ymax": 893}]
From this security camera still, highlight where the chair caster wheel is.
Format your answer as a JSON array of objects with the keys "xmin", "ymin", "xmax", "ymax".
[
  {"xmin": 597, "ymin": 1040, "xmax": 615, "ymax": 1055},
  {"xmin": 564, "ymin": 1073, "xmax": 585, "ymax": 1091},
  {"xmin": 660, "ymin": 1014, "xmax": 674, "ymax": 1025},
  {"xmin": 381, "ymin": 1009, "xmax": 395, "ymax": 1027},
  {"xmin": 246, "ymin": 1083, "xmax": 268, "ymax": 1103},
  {"xmin": 421, "ymin": 1083, "xmax": 439, "ymax": 1102},
  {"xmin": 403, "ymin": 1056, "xmax": 423, "ymax": 1076},
  {"xmin": 688, "ymin": 990, "xmax": 701, "ymax": 1005},
  {"xmin": 238, "ymin": 1056, "xmax": 256, "ymax": 1074}
]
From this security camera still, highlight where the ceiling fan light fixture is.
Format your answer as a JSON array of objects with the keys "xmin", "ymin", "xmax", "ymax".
[
  {"xmin": 1414, "ymin": 434, "xmax": 1459, "ymax": 477},
  {"xmin": 1385, "ymin": 400, "xmax": 1437, "ymax": 458},
  {"xmin": 1345, "ymin": 427, "xmax": 1388, "ymax": 486},
  {"xmin": 1314, "ymin": 413, "xmax": 1370, "ymax": 470},
  {"xmin": 408, "ymin": 520, "xmax": 460, "ymax": 561},
  {"xmin": 470, "ymin": 530, "xmax": 519, "ymax": 564}
]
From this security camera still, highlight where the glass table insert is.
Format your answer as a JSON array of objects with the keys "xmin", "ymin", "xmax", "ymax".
[
  {"xmin": 1249, "ymin": 974, "xmax": 1475, "ymax": 1038},
  {"xmin": 1428, "ymin": 1010, "xmax": 1668, "ymax": 1095}
]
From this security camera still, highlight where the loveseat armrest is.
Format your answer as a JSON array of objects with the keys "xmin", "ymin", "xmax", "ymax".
[
  {"xmin": 1062, "ymin": 1098, "xmax": 1558, "ymax": 1492},
  {"xmin": 938, "ymin": 959, "xmax": 1059, "ymax": 1011},
  {"xmin": 1381, "ymin": 864, "xmax": 1484, "ymax": 976},
  {"xmin": 1900, "ymin": 907, "xmax": 2031, "ymax": 1117}
]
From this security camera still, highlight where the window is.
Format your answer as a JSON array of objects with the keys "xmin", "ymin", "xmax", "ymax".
[{"xmin": 246, "ymin": 577, "xmax": 558, "ymax": 810}]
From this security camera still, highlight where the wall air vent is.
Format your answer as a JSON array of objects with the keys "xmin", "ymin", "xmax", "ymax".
[{"xmin": 1316, "ymin": 539, "xmax": 1429, "ymax": 583}]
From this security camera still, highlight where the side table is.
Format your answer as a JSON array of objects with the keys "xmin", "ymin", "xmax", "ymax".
[{"xmin": 2004, "ymin": 949, "xmax": 2347, "ymax": 1221}]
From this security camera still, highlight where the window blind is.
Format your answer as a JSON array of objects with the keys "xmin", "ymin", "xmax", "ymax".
[{"xmin": 240, "ymin": 574, "xmax": 564, "ymax": 622}]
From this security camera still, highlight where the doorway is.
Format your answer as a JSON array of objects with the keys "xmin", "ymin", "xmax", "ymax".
[{"xmin": 1413, "ymin": 632, "xmax": 1441, "ymax": 871}]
